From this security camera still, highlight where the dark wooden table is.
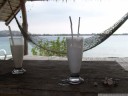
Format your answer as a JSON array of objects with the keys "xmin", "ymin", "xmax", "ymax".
[{"xmin": 0, "ymin": 60, "xmax": 128, "ymax": 96}]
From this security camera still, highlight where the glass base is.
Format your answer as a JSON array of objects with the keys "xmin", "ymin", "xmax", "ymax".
[
  {"xmin": 68, "ymin": 76, "xmax": 84, "ymax": 84},
  {"xmin": 59, "ymin": 76, "xmax": 84, "ymax": 85},
  {"xmin": 12, "ymin": 68, "xmax": 26, "ymax": 75}
]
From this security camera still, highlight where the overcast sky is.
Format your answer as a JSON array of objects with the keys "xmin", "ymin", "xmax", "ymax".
[{"xmin": 0, "ymin": 0, "xmax": 128, "ymax": 34}]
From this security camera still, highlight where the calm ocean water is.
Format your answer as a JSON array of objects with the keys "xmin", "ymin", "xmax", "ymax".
[{"xmin": 0, "ymin": 35, "xmax": 128, "ymax": 57}]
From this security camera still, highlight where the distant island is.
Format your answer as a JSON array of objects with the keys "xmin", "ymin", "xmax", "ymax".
[
  {"xmin": 0, "ymin": 30, "xmax": 128, "ymax": 37},
  {"xmin": 0, "ymin": 30, "xmax": 21, "ymax": 37}
]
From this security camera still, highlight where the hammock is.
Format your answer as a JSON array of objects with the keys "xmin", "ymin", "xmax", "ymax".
[
  {"xmin": 83, "ymin": 12, "xmax": 128, "ymax": 51},
  {"xmin": 8, "ymin": 0, "xmax": 128, "ymax": 55}
]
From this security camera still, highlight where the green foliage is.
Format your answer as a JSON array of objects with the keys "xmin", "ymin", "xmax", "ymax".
[{"xmin": 31, "ymin": 37, "xmax": 67, "ymax": 56}]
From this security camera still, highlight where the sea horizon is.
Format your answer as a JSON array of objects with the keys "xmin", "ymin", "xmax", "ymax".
[{"xmin": 0, "ymin": 35, "xmax": 128, "ymax": 57}]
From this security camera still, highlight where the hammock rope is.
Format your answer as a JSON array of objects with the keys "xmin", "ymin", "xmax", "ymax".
[{"xmin": 8, "ymin": 0, "xmax": 128, "ymax": 55}]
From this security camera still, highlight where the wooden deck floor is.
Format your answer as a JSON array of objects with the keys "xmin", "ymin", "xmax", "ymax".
[{"xmin": 0, "ymin": 56, "xmax": 128, "ymax": 96}]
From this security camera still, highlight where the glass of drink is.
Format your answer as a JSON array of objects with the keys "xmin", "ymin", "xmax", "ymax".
[
  {"xmin": 66, "ymin": 37, "xmax": 84, "ymax": 84},
  {"xmin": 9, "ymin": 37, "xmax": 26, "ymax": 74}
]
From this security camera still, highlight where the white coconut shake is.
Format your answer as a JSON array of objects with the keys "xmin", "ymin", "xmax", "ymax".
[
  {"xmin": 11, "ymin": 45, "xmax": 24, "ymax": 68},
  {"xmin": 9, "ymin": 38, "xmax": 24, "ymax": 68},
  {"xmin": 66, "ymin": 37, "xmax": 83, "ymax": 74}
]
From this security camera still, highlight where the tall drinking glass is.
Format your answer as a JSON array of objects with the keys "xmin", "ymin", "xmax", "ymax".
[
  {"xmin": 66, "ymin": 37, "xmax": 84, "ymax": 84},
  {"xmin": 9, "ymin": 37, "xmax": 26, "ymax": 74}
]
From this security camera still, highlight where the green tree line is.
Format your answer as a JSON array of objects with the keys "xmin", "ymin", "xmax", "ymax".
[{"xmin": 31, "ymin": 37, "xmax": 67, "ymax": 56}]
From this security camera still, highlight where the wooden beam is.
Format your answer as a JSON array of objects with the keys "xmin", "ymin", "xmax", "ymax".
[
  {"xmin": 5, "ymin": 6, "xmax": 20, "ymax": 25},
  {"xmin": 20, "ymin": 0, "xmax": 28, "ymax": 55},
  {"xmin": 5, "ymin": 0, "xmax": 21, "ymax": 25}
]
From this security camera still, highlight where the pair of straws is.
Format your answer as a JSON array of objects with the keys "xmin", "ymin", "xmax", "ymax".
[{"xmin": 69, "ymin": 16, "xmax": 81, "ymax": 39}]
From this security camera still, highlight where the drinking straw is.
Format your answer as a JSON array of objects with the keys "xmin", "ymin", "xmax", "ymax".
[
  {"xmin": 8, "ymin": 26, "xmax": 14, "ymax": 45},
  {"xmin": 77, "ymin": 17, "xmax": 80, "ymax": 37},
  {"xmin": 69, "ymin": 16, "xmax": 73, "ymax": 44}
]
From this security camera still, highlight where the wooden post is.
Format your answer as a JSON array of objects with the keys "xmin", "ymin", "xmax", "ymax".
[{"xmin": 20, "ymin": 0, "xmax": 28, "ymax": 55}]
